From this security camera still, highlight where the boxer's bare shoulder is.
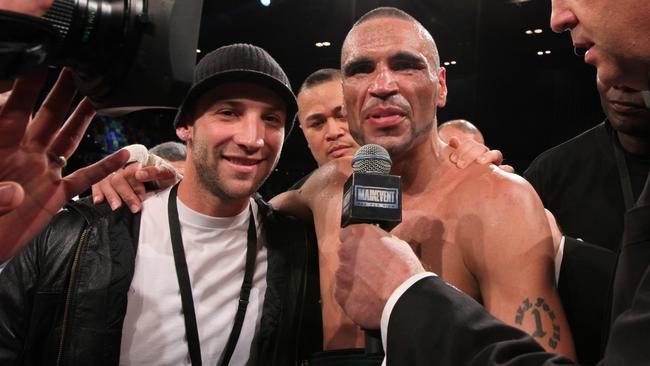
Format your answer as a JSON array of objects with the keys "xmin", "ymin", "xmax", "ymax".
[
  {"xmin": 441, "ymin": 163, "xmax": 553, "ymax": 281},
  {"xmin": 443, "ymin": 164, "xmax": 576, "ymax": 358}
]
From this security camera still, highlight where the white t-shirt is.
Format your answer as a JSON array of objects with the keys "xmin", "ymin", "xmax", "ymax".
[{"xmin": 119, "ymin": 187, "xmax": 268, "ymax": 366}]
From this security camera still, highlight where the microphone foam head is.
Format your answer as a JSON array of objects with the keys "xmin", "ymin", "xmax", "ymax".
[{"xmin": 351, "ymin": 144, "xmax": 392, "ymax": 174}]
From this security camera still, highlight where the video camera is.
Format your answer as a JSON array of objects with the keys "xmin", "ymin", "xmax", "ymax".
[{"xmin": 0, "ymin": 0, "xmax": 204, "ymax": 116}]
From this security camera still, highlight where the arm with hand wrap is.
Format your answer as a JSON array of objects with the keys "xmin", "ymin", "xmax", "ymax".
[{"xmin": 91, "ymin": 144, "xmax": 182, "ymax": 212}]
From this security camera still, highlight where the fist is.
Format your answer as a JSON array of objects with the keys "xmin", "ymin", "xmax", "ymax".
[{"xmin": 335, "ymin": 224, "xmax": 424, "ymax": 329}]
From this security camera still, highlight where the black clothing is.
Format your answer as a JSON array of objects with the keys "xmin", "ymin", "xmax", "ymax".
[
  {"xmin": 0, "ymin": 196, "xmax": 322, "ymax": 366},
  {"xmin": 524, "ymin": 121, "xmax": 650, "ymax": 252},
  {"xmin": 627, "ymin": 152, "xmax": 650, "ymax": 200},
  {"xmin": 524, "ymin": 121, "xmax": 650, "ymax": 365},
  {"xmin": 0, "ymin": 200, "xmax": 134, "ymax": 365},
  {"xmin": 286, "ymin": 171, "xmax": 322, "ymax": 358},
  {"xmin": 386, "ymin": 275, "xmax": 574, "ymax": 366},
  {"xmin": 556, "ymin": 237, "xmax": 616, "ymax": 364},
  {"xmin": 609, "ymin": 175, "xmax": 650, "ymax": 325}
]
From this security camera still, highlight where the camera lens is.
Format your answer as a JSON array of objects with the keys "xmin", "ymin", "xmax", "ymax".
[
  {"xmin": 43, "ymin": 0, "xmax": 146, "ymax": 99},
  {"xmin": 1, "ymin": 0, "xmax": 201, "ymax": 115}
]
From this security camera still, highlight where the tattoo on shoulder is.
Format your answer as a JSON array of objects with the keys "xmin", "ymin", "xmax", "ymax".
[{"xmin": 515, "ymin": 297, "xmax": 561, "ymax": 349}]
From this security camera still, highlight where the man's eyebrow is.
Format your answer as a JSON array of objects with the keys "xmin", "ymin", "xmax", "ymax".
[
  {"xmin": 305, "ymin": 112, "xmax": 325, "ymax": 122},
  {"xmin": 389, "ymin": 51, "xmax": 427, "ymax": 64},
  {"xmin": 263, "ymin": 105, "xmax": 286, "ymax": 114},
  {"xmin": 240, "ymin": 100, "xmax": 287, "ymax": 114},
  {"xmin": 342, "ymin": 57, "xmax": 373, "ymax": 74},
  {"xmin": 214, "ymin": 99, "xmax": 240, "ymax": 106},
  {"xmin": 204, "ymin": 99, "xmax": 239, "ymax": 111}
]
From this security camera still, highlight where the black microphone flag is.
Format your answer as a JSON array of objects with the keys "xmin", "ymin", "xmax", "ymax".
[{"xmin": 341, "ymin": 144, "xmax": 402, "ymax": 231}]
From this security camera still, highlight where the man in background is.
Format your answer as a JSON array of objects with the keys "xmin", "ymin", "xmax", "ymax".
[
  {"xmin": 524, "ymin": 79, "xmax": 650, "ymax": 364},
  {"xmin": 438, "ymin": 119, "xmax": 485, "ymax": 145},
  {"xmin": 297, "ymin": 68, "xmax": 359, "ymax": 167},
  {"xmin": 150, "ymin": 141, "xmax": 187, "ymax": 174},
  {"xmin": 286, "ymin": 68, "xmax": 361, "ymax": 190}
]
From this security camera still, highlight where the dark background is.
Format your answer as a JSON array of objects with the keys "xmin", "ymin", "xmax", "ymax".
[{"xmin": 70, "ymin": 0, "xmax": 604, "ymax": 196}]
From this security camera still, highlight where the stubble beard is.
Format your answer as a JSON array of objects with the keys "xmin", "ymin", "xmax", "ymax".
[
  {"xmin": 351, "ymin": 116, "xmax": 434, "ymax": 159},
  {"xmin": 192, "ymin": 140, "xmax": 258, "ymax": 201}
]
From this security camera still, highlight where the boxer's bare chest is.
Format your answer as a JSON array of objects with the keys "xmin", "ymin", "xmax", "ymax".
[{"xmin": 392, "ymin": 191, "xmax": 481, "ymax": 299}]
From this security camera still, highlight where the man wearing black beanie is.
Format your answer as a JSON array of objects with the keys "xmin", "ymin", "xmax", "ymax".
[{"xmin": 0, "ymin": 43, "xmax": 320, "ymax": 366}]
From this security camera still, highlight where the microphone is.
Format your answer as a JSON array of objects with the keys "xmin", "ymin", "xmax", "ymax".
[
  {"xmin": 341, "ymin": 144, "xmax": 402, "ymax": 231},
  {"xmin": 340, "ymin": 144, "xmax": 402, "ymax": 357}
]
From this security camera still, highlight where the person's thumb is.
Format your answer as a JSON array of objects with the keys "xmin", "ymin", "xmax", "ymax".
[{"xmin": 0, "ymin": 182, "xmax": 25, "ymax": 216}]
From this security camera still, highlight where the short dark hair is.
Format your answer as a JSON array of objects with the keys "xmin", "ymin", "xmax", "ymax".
[
  {"xmin": 149, "ymin": 141, "xmax": 187, "ymax": 162},
  {"xmin": 346, "ymin": 7, "xmax": 440, "ymax": 68},
  {"xmin": 299, "ymin": 68, "xmax": 342, "ymax": 94},
  {"xmin": 438, "ymin": 119, "xmax": 484, "ymax": 143},
  {"xmin": 353, "ymin": 6, "xmax": 416, "ymax": 28},
  {"xmin": 438, "ymin": 119, "xmax": 481, "ymax": 134}
]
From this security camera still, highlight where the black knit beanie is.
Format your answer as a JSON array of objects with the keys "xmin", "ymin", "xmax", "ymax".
[{"xmin": 173, "ymin": 43, "xmax": 297, "ymax": 136}]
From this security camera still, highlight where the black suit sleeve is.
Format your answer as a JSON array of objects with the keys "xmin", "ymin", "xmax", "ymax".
[
  {"xmin": 560, "ymin": 237, "xmax": 616, "ymax": 290},
  {"xmin": 387, "ymin": 268, "xmax": 650, "ymax": 366},
  {"xmin": 601, "ymin": 261, "xmax": 650, "ymax": 365},
  {"xmin": 386, "ymin": 276, "xmax": 574, "ymax": 366},
  {"xmin": 558, "ymin": 236, "xmax": 617, "ymax": 360}
]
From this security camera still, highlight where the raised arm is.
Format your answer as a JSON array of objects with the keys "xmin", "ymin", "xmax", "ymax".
[
  {"xmin": 269, "ymin": 185, "xmax": 313, "ymax": 222},
  {"xmin": 91, "ymin": 147, "xmax": 178, "ymax": 213},
  {"xmin": 0, "ymin": 69, "xmax": 128, "ymax": 260},
  {"xmin": 269, "ymin": 158, "xmax": 350, "ymax": 222}
]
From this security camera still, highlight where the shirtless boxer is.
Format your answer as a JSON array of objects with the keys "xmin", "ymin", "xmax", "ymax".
[{"xmin": 271, "ymin": 7, "xmax": 575, "ymax": 358}]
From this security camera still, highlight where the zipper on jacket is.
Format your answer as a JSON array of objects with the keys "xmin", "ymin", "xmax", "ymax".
[{"xmin": 55, "ymin": 225, "xmax": 90, "ymax": 366}]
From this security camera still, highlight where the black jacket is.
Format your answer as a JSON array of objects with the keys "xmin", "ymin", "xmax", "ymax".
[{"xmin": 0, "ymin": 196, "xmax": 322, "ymax": 366}]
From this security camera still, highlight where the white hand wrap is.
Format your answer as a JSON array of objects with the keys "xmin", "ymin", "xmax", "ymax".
[{"xmin": 122, "ymin": 144, "xmax": 183, "ymax": 183}]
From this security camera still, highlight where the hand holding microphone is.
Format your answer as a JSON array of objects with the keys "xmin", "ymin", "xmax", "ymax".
[{"xmin": 336, "ymin": 224, "xmax": 425, "ymax": 329}]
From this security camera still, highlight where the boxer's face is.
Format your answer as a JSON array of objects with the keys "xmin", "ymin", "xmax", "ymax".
[
  {"xmin": 298, "ymin": 80, "xmax": 359, "ymax": 166},
  {"xmin": 181, "ymin": 82, "xmax": 285, "ymax": 200},
  {"xmin": 341, "ymin": 17, "xmax": 447, "ymax": 158},
  {"xmin": 550, "ymin": 0, "xmax": 650, "ymax": 90}
]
